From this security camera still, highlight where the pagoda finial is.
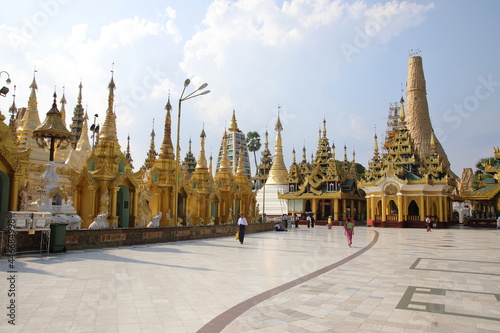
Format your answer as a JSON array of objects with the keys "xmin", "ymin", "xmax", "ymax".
[
  {"xmin": 275, "ymin": 105, "xmax": 283, "ymax": 132},
  {"xmin": 219, "ymin": 131, "xmax": 232, "ymax": 170},
  {"xmin": 430, "ymin": 130, "xmax": 436, "ymax": 151},
  {"xmin": 159, "ymin": 93, "xmax": 174, "ymax": 159},
  {"xmin": 292, "ymin": 148, "xmax": 296, "ymax": 164},
  {"xmin": 399, "ymin": 95, "xmax": 405, "ymax": 122},
  {"xmin": 196, "ymin": 124, "xmax": 208, "ymax": 169},
  {"xmin": 59, "ymin": 85, "xmax": 67, "ymax": 127},
  {"xmin": 99, "ymin": 69, "xmax": 118, "ymax": 141},
  {"xmin": 228, "ymin": 109, "xmax": 239, "ymax": 131}
]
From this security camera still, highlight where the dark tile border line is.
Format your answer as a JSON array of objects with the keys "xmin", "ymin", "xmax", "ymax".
[
  {"xmin": 397, "ymin": 286, "xmax": 500, "ymax": 321},
  {"xmin": 197, "ymin": 230, "xmax": 379, "ymax": 333},
  {"xmin": 410, "ymin": 258, "xmax": 500, "ymax": 276}
]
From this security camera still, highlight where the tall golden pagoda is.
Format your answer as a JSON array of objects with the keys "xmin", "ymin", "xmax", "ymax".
[
  {"xmin": 146, "ymin": 95, "xmax": 178, "ymax": 226},
  {"xmin": 70, "ymin": 73, "xmax": 141, "ymax": 228},
  {"xmin": 214, "ymin": 131, "xmax": 237, "ymax": 223},
  {"xmin": 360, "ymin": 89, "xmax": 456, "ymax": 227}
]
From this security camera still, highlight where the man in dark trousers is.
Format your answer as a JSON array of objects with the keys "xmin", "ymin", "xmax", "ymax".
[{"xmin": 237, "ymin": 213, "xmax": 248, "ymax": 244}]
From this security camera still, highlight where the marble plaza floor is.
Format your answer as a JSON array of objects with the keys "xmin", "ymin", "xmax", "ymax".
[{"xmin": 1, "ymin": 225, "xmax": 500, "ymax": 333}]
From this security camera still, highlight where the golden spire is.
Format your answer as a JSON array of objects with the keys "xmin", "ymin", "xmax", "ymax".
[
  {"xmin": 343, "ymin": 144, "xmax": 347, "ymax": 162},
  {"xmin": 144, "ymin": 120, "xmax": 157, "ymax": 169},
  {"xmin": 399, "ymin": 96, "xmax": 405, "ymax": 122},
  {"xmin": 292, "ymin": 148, "xmax": 296, "ymax": 164},
  {"xmin": 374, "ymin": 133, "xmax": 379, "ymax": 154},
  {"xmin": 302, "ymin": 144, "xmax": 307, "ymax": 163},
  {"xmin": 266, "ymin": 107, "xmax": 288, "ymax": 185},
  {"xmin": 159, "ymin": 93, "xmax": 174, "ymax": 159},
  {"xmin": 331, "ymin": 141, "xmax": 336, "ymax": 160},
  {"xmin": 125, "ymin": 134, "xmax": 132, "ymax": 161},
  {"xmin": 59, "ymin": 86, "xmax": 67, "ymax": 127},
  {"xmin": 322, "ymin": 118, "xmax": 327, "ymax": 137},
  {"xmin": 196, "ymin": 125, "xmax": 208, "ymax": 169},
  {"xmin": 352, "ymin": 149, "xmax": 356, "ymax": 163},
  {"xmin": 430, "ymin": 130, "xmax": 436, "ymax": 151},
  {"xmin": 99, "ymin": 72, "xmax": 118, "ymax": 140},
  {"xmin": 228, "ymin": 109, "xmax": 239, "ymax": 132},
  {"xmin": 75, "ymin": 111, "xmax": 91, "ymax": 151},
  {"xmin": 209, "ymin": 153, "xmax": 213, "ymax": 175},
  {"xmin": 219, "ymin": 131, "xmax": 232, "ymax": 171},
  {"xmin": 77, "ymin": 80, "xmax": 83, "ymax": 105},
  {"xmin": 18, "ymin": 71, "xmax": 41, "ymax": 132}
]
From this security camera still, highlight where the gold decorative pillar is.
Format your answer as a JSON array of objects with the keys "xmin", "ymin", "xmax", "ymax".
[
  {"xmin": 312, "ymin": 198, "xmax": 318, "ymax": 219},
  {"xmin": 89, "ymin": 186, "xmax": 98, "ymax": 217},
  {"xmin": 110, "ymin": 186, "xmax": 119, "ymax": 228},
  {"xmin": 10, "ymin": 174, "xmax": 21, "ymax": 211},
  {"xmin": 438, "ymin": 196, "xmax": 444, "ymax": 222},
  {"xmin": 333, "ymin": 198, "xmax": 339, "ymax": 221},
  {"xmin": 444, "ymin": 196, "xmax": 449, "ymax": 222},
  {"xmin": 419, "ymin": 196, "xmax": 425, "ymax": 221},
  {"xmin": 381, "ymin": 195, "xmax": 387, "ymax": 221},
  {"xmin": 133, "ymin": 189, "xmax": 139, "ymax": 224},
  {"xmin": 397, "ymin": 193, "xmax": 404, "ymax": 222}
]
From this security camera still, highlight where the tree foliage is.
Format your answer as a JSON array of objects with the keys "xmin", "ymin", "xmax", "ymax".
[{"xmin": 246, "ymin": 131, "xmax": 261, "ymax": 173}]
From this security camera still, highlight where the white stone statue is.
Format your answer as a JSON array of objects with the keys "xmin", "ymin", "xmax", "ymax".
[
  {"xmin": 88, "ymin": 210, "xmax": 109, "ymax": 229},
  {"xmin": 147, "ymin": 211, "xmax": 162, "ymax": 228}
]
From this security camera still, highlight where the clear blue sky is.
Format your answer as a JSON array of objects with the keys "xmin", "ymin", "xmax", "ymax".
[{"xmin": 1, "ymin": 0, "xmax": 499, "ymax": 176}]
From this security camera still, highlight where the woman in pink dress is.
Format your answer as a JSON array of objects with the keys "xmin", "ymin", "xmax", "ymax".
[{"xmin": 344, "ymin": 218, "xmax": 355, "ymax": 247}]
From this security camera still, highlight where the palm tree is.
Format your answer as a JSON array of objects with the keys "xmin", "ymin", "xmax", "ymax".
[{"xmin": 246, "ymin": 131, "xmax": 261, "ymax": 173}]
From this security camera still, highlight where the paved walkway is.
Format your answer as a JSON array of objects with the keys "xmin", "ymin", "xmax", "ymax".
[{"xmin": 1, "ymin": 226, "xmax": 500, "ymax": 332}]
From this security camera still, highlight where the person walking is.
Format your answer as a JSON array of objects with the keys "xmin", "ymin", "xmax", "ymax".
[
  {"xmin": 237, "ymin": 213, "xmax": 248, "ymax": 244},
  {"xmin": 327, "ymin": 216, "xmax": 333, "ymax": 229},
  {"xmin": 425, "ymin": 216, "xmax": 432, "ymax": 232},
  {"xmin": 306, "ymin": 214, "xmax": 312, "ymax": 228},
  {"xmin": 344, "ymin": 217, "xmax": 355, "ymax": 247},
  {"xmin": 295, "ymin": 214, "xmax": 300, "ymax": 229},
  {"xmin": 283, "ymin": 214, "xmax": 288, "ymax": 229}
]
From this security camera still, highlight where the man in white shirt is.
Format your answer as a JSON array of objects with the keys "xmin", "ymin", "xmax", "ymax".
[{"xmin": 237, "ymin": 213, "xmax": 248, "ymax": 244}]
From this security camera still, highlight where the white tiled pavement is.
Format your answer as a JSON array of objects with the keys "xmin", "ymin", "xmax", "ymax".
[{"xmin": 1, "ymin": 226, "xmax": 500, "ymax": 332}]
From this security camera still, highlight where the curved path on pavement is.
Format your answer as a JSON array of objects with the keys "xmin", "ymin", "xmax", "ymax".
[{"xmin": 198, "ymin": 230, "xmax": 380, "ymax": 332}]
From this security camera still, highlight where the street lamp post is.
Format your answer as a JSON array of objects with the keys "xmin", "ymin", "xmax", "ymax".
[
  {"xmin": 90, "ymin": 114, "xmax": 99, "ymax": 149},
  {"xmin": 174, "ymin": 79, "xmax": 210, "ymax": 226}
]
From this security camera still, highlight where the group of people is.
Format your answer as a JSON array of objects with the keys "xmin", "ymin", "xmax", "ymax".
[{"xmin": 238, "ymin": 211, "xmax": 355, "ymax": 247}]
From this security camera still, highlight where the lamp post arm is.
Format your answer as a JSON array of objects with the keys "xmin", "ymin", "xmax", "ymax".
[{"xmin": 181, "ymin": 90, "xmax": 210, "ymax": 102}]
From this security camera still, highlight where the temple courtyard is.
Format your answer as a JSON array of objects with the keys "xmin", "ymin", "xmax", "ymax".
[{"xmin": 1, "ymin": 225, "xmax": 500, "ymax": 333}]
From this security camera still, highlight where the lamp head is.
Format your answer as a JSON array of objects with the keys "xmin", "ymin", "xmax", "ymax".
[
  {"xmin": 0, "ymin": 86, "xmax": 9, "ymax": 97},
  {"xmin": 6, "ymin": 78, "xmax": 11, "ymax": 85},
  {"xmin": 184, "ymin": 79, "xmax": 190, "ymax": 87}
]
